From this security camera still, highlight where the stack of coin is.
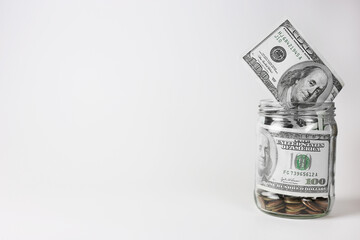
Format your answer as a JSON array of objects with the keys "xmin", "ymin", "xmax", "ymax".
[
  {"xmin": 256, "ymin": 190, "xmax": 329, "ymax": 216},
  {"xmin": 284, "ymin": 197, "xmax": 306, "ymax": 215},
  {"xmin": 264, "ymin": 198, "xmax": 285, "ymax": 213},
  {"xmin": 302, "ymin": 198, "xmax": 328, "ymax": 215}
]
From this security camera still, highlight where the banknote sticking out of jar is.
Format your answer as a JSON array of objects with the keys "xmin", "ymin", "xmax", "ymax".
[
  {"xmin": 276, "ymin": 61, "xmax": 335, "ymax": 109},
  {"xmin": 255, "ymin": 99, "xmax": 337, "ymax": 218}
]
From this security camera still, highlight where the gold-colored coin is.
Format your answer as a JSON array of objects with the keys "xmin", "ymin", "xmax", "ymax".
[
  {"xmin": 285, "ymin": 208, "xmax": 302, "ymax": 215},
  {"xmin": 284, "ymin": 197, "xmax": 301, "ymax": 204}
]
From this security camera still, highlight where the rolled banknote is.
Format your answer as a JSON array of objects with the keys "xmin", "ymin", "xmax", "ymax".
[{"xmin": 243, "ymin": 20, "xmax": 344, "ymax": 107}]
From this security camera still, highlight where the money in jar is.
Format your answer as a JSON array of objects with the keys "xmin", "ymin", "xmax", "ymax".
[{"xmin": 255, "ymin": 100, "xmax": 337, "ymax": 218}]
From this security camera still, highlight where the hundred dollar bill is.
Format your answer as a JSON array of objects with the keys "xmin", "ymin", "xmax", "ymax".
[
  {"xmin": 257, "ymin": 124, "xmax": 333, "ymax": 197},
  {"xmin": 243, "ymin": 20, "xmax": 344, "ymax": 107}
]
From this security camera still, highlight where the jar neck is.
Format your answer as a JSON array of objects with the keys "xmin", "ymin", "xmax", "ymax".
[{"xmin": 259, "ymin": 99, "xmax": 335, "ymax": 117}]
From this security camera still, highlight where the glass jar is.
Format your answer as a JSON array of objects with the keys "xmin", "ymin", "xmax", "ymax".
[{"xmin": 255, "ymin": 100, "xmax": 337, "ymax": 218}]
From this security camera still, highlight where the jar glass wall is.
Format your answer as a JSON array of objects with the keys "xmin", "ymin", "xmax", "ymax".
[{"xmin": 255, "ymin": 100, "xmax": 337, "ymax": 218}]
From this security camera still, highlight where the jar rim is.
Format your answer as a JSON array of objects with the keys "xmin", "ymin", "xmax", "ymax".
[{"xmin": 259, "ymin": 99, "xmax": 335, "ymax": 115}]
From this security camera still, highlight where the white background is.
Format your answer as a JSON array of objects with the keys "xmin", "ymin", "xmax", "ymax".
[{"xmin": 0, "ymin": 0, "xmax": 359, "ymax": 239}]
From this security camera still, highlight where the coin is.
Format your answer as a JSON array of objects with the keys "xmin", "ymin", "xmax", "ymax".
[
  {"xmin": 302, "ymin": 199, "xmax": 324, "ymax": 213},
  {"xmin": 266, "ymin": 199, "xmax": 283, "ymax": 208},
  {"xmin": 257, "ymin": 196, "xmax": 266, "ymax": 209},
  {"xmin": 256, "ymin": 192, "xmax": 329, "ymax": 216},
  {"xmin": 267, "ymin": 203, "xmax": 285, "ymax": 212},
  {"xmin": 285, "ymin": 208, "xmax": 302, "ymax": 215},
  {"xmin": 286, "ymin": 203, "xmax": 306, "ymax": 211},
  {"xmin": 314, "ymin": 198, "xmax": 328, "ymax": 211},
  {"xmin": 284, "ymin": 197, "xmax": 302, "ymax": 204},
  {"xmin": 304, "ymin": 208, "xmax": 323, "ymax": 215}
]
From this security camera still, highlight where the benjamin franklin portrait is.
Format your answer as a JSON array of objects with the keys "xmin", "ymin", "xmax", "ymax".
[
  {"xmin": 257, "ymin": 128, "xmax": 277, "ymax": 182},
  {"xmin": 277, "ymin": 62, "xmax": 333, "ymax": 107}
]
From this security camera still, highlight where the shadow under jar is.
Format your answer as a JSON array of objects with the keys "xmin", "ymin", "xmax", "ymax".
[{"xmin": 255, "ymin": 100, "xmax": 337, "ymax": 219}]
